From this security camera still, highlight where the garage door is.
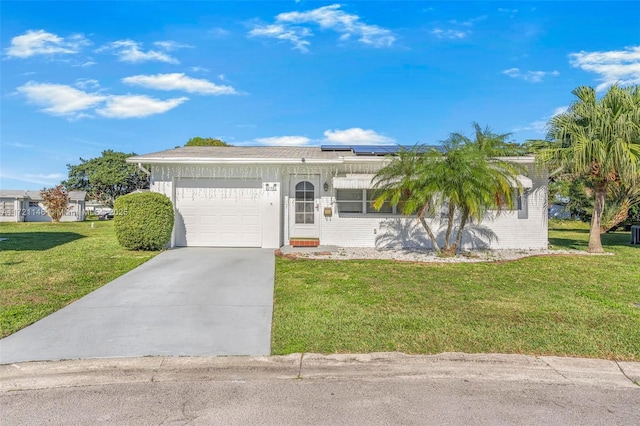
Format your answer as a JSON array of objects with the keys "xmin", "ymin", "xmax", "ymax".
[{"xmin": 175, "ymin": 178, "xmax": 262, "ymax": 247}]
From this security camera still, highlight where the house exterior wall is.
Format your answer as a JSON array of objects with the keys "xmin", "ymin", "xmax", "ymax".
[
  {"xmin": 314, "ymin": 162, "xmax": 548, "ymax": 250},
  {"xmin": 0, "ymin": 199, "xmax": 26, "ymax": 222},
  {"xmin": 151, "ymin": 159, "xmax": 548, "ymax": 250},
  {"xmin": 24, "ymin": 200, "xmax": 85, "ymax": 222}
]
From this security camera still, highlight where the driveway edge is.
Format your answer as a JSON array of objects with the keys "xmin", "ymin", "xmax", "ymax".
[{"xmin": 1, "ymin": 352, "xmax": 639, "ymax": 392}]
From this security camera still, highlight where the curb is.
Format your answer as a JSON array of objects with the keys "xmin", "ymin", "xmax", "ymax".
[{"xmin": 1, "ymin": 352, "xmax": 639, "ymax": 392}]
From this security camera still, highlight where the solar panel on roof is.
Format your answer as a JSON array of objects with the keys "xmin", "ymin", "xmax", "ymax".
[
  {"xmin": 320, "ymin": 144, "xmax": 445, "ymax": 155},
  {"xmin": 320, "ymin": 145, "xmax": 354, "ymax": 151},
  {"xmin": 351, "ymin": 145, "xmax": 398, "ymax": 155}
]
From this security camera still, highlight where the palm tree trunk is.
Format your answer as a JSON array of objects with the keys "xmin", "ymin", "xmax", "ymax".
[
  {"xmin": 454, "ymin": 210, "xmax": 469, "ymax": 254},
  {"xmin": 443, "ymin": 203, "xmax": 456, "ymax": 253},
  {"xmin": 588, "ymin": 183, "xmax": 606, "ymax": 253},
  {"xmin": 418, "ymin": 216, "xmax": 441, "ymax": 255}
]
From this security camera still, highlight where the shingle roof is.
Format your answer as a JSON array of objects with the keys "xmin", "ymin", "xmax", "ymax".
[
  {"xmin": 0, "ymin": 190, "xmax": 87, "ymax": 201},
  {"xmin": 127, "ymin": 146, "xmax": 358, "ymax": 163}
]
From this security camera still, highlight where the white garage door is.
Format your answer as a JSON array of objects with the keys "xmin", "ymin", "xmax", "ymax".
[{"xmin": 175, "ymin": 178, "xmax": 262, "ymax": 247}]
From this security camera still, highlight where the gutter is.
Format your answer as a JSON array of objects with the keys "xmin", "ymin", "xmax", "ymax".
[{"xmin": 126, "ymin": 157, "xmax": 348, "ymax": 165}]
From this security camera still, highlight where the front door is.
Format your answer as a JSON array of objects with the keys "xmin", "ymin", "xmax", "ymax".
[{"xmin": 289, "ymin": 175, "xmax": 320, "ymax": 239}]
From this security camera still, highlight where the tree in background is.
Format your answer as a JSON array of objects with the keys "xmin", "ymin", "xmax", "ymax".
[
  {"xmin": 184, "ymin": 137, "xmax": 229, "ymax": 147},
  {"xmin": 539, "ymin": 85, "xmax": 640, "ymax": 252},
  {"xmin": 40, "ymin": 185, "xmax": 70, "ymax": 223},
  {"xmin": 558, "ymin": 177, "xmax": 640, "ymax": 231},
  {"xmin": 372, "ymin": 124, "xmax": 523, "ymax": 256},
  {"xmin": 64, "ymin": 150, "xmax": 149, "ymax": 208}
]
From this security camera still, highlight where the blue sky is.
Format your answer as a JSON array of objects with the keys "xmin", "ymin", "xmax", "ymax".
[{"xmin": 1, "ymin": 1, "xmax": 639, "ymax": 189}]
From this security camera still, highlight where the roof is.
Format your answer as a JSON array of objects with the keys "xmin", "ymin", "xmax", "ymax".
[
  {"xmin": 127, "ymin": 146, "xmax": 535, "ymax": 165},
  {"xmin": 127, "ymin": 146, "xmax": 359, "ymax": 164},
  {"xmin": 0, "ymin": 190, "xmax": 87, "ymax": 201}
]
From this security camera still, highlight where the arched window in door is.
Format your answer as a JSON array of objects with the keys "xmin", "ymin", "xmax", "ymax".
[{"xmin": 294, "ymin": 181, "xmax": 314, "ymax": 224}]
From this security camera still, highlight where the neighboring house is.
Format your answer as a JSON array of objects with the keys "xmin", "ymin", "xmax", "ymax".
[
  {"xmin": 549, "ymin": 204, "xmax": 572, "ymax": 219},
  {"xmin": 0, "ymin": 190, "xmax": 87, "ymax": 222},
  {"xmin": 86, "ymin": 201, "xmax": 113, "ymax": 216},
  {"xmin": 127, "ymin": 146, "xmax": 548, "ymax": 250},
  {"xmin": 549, "ymin": 194, "xmax": 573, "ymax": 219}
]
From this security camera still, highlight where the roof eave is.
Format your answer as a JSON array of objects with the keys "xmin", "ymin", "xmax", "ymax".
[{"xmin": 126, "ymin": 157, "xmax": 347, "ymax": 165}]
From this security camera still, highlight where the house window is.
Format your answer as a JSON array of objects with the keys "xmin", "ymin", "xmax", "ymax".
[
  {"xmin": 336, "ymin": 189, "xmax": 398, "ymax": 215},
  {"xmin": 294, "ymin": 181, "xmax": 315, "ymax": 224},
  {"xmin": 367, "ymin": 190, "xmax": 392, "ymax": 213},
  {"xmin": 336, "ymin": 189, "xmax": 363, "ymax": 213},
  {"xmin": 517, "ymin": 190, "xmax": 529, "ymax": 219},
  {"xmin": 496, "ymin": 190, "xmax": 529, "ymax": 219},
  {"xmin": 29, "ymin": 201, "xmax": 40, "ymax": 208}
]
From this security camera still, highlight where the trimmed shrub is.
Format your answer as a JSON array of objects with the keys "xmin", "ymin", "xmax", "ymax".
[{"xmin": 114, "ymin": 192, "xmax": 174, "ymax": 250}]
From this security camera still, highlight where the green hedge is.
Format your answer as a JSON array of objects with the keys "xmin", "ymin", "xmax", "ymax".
[{"xmin": 113, "ymin": 192, "xmax": 174, "ymax": 250}]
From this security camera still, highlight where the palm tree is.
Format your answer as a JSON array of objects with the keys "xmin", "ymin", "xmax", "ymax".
[
  {"xmin": 601, "ymin": 177, "xmax": 640, "ymax": 232},
  {"xmin": 372, "ymin": 125, "xmax": 524, "ymax": 255},
  {"xmin": 372, "ymin": 147, "xmax": 444, "ymax": 254},
  {"xmin": 539, "ymin": 85, "xmax": 640, "ymax": 253}
]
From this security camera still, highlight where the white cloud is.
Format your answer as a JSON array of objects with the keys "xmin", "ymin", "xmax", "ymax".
[
  {"xmin": 249, "ymin": 24, "xmax": 311, "ymax": 52},
  {"xmin": 254, "ymin": 136, "xmax": 311, "ymax": 146},
  {"xmin": 122, "ymin": 73, "xmax": 238, "ymax": 95},
  {"xmin": 17, "ymin": 81, "xmax": 189, "ymax": 119},
  {"xmin": 209, "ymin": 28, "xmax": 230, "ymax": 37},
  {"xmin": 25, "ymin": 173, "xmax": 65, "ymax": 180},
  {"xmin": 191, "ymin": 66, "xmax": 209, "ymax": 73},
  {"xmin": 502, "ymin": 67, "xmax": 559, "ymax": 83},
  {"xmin": 278, "ymin": 4, "xmax": 395, "ymax": 47},
  {"xmin": 323, "ymin": 128, "xmax": 395, "ymax": 145},
  {"xmin": 569, "ymin": 46, "xmax": 640, "ymax": 91},
  {"xmin": 431, "ymin": 28, "xmax": 469, "ymax": 39},
  {"xmin": 552, "ymin": 105, "xmax": 568, "ymax": 116},
  {"xmin": 512, "ymin": 120, "xmax": 547, "ymax": 134},
  {"xmin": 74, "ymin": 78, "xmax": 101, "ymax": 90},
  {"xmin": 513, "ymin": 105, "xmax": 568, "ymax": 134},
  {"xmin": 16, "ymin": 82, "xmax": 106, "ymax": 118},
  {"xmin": 153, "ymin": 40, "xmax": 193, "ymax": 51},
  {"xmin": 250, "ymin": 4, "xmax": 395, "ymax": 52},
  {"xmin": 447, "ymin": 16, "xmax": 487, "ymax": 27},
  {"xmin": 98, "ymin": 40, "xmax": 179, "ymax": 64},
  {"xmin": 0, "ymin": 171, "xmax": 64, "ymax": 186},
  {"xmin": 430, "ymin": 16, "xmax": 486, "ymax": 41},
  {"xmin": 6, "ymin": 142, "xmax": 32, "ymax": 148},
  {"xmin": 5, "ymin": 29, "xmax": 90, "ymax": 58},
  {"xmin": 96, "ymin": 95, "xmax": 188, "ymax": 118}
]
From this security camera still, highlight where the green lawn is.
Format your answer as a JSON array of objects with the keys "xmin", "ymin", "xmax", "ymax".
[
  {"xmin": 2, "ymin": 220, "xmax": 639, "ymax": 360},
  {"xmin": 272, "ymin": 221, "xmax": 640, "ymax": 360},
  {"xmin": 0, "ymin": 221, "xmax": 159, "ymax": 337}
]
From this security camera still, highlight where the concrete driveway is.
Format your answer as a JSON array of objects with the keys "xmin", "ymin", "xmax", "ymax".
[{"xmin": 0, "ymin": 248, "xmax": 275, "ymax": 364}]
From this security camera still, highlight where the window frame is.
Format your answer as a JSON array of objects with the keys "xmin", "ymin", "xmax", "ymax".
[
  {"xmin": 294, "ymin": 181, "xmax": 315, "ymax": 224},
  {"xmin": 336, "ymin": 189, "xmax": 402, "ymax": 215}
]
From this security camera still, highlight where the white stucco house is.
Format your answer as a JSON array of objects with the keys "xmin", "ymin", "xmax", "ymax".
[
  {"xmin": 127, "ymin": 146, "xmax": 548, "ymax": 250},
  {"xmin": 0, "ymin": 190, "xmax": 87, "ymax": 223}
]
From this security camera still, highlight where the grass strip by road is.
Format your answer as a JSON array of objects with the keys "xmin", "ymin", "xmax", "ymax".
[
  {"xmin": 0, "ymin": 221, "xmax": 159, "ymax": 337},
  {"xmin": 272, "ymin": 221, "xmax": 640, "ymax": 360}
]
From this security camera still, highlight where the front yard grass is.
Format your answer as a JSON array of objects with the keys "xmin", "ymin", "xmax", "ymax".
[
  {"xmin": 272, "ymin": 221, "xmax": 640, "ymax": 360},
  {"xmin": 0, "ymin": 221, "xmax": 159, "ymax": 337}
]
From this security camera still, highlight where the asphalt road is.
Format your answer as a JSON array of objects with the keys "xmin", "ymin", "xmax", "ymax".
[{"xmin": 2, "ymin": 353, "xmax": 639, "ymax": 425}]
